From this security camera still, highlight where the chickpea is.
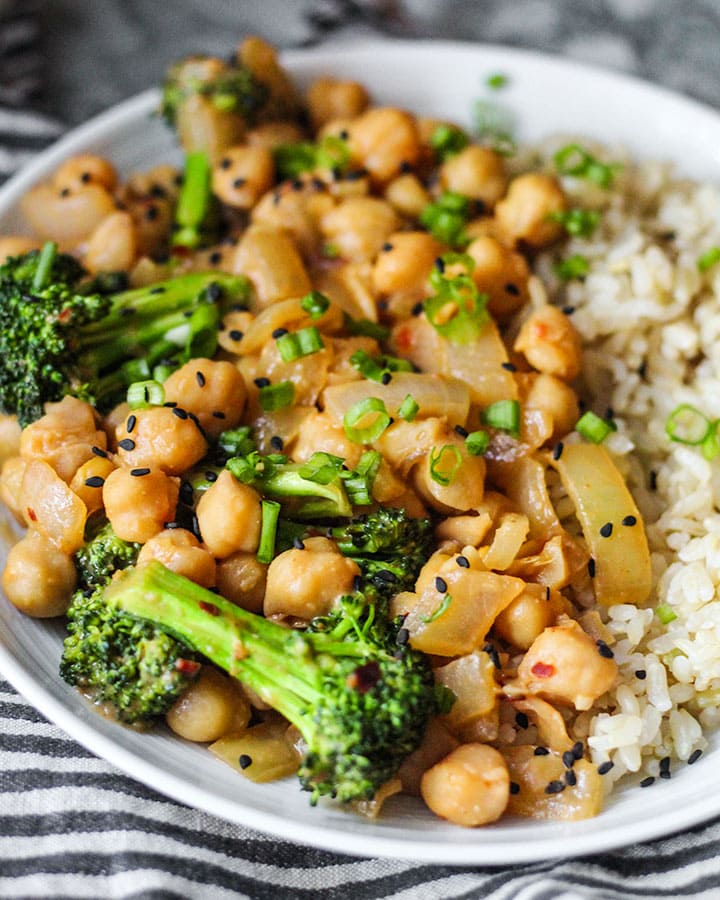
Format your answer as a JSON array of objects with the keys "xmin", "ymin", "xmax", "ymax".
[
  {"xmin": 103, "ymin": 466, "xmax": 179, "ymax": 543},
  {"xmin": 2, "ymin": 530, "xmax": 77, "ymax": 618},
  {"xmin": 518, "ymin": 616, "xmax": 618, "ymax": 710},
  {"xmin": 372, "ymin": 232, "xmax": 444, "ymax": 297},
  {"xmin": 255, "ymin": 336, "xmax": 333, "ymax": 408},
  {"xmin": 413, "ymin": 440, "xmax": 486, "ymax": 514},
  {"xmin": 420, "ymin": 744, "xmax": 510, "ymax": 827},
  {"xmin": 20, "ymin": 183, "xmax": 117, "ymax": 244},
  {"xmin": 166, "ymin": 667, "xmax": 249, "ymax": 742},
  {"xmin": 0, "ymin": 456, "xmax": 26, "ymax": 523},
  {"xmin": 465, "ymin": 235, "xmax": 530, "ymax": 319},
  {"xmin": 219, "ymin": 309, "xmax": 254, "ymax": 354},
  {"xmin": 264, "ymin": 536, "xmax": 360, "ymax": 621},
  {"xmin": 521, "ymin": 373, "xmax": 579, "ymax": 442},
  {"xmin": 495, "ymin": 173, "xmax": 566, "ymax": 248},
  {"xmin": 291, "ymin": 410, "xmax": 362, "ymax": 469},
  {"xmin": 494, "ymin": 583, "xmax": 565, "ymax": 650},
  {"xmin": 53, "ymin": 154, "xmax": 118, "ymax": 193},
  {"xmin": 162, "ymin": 359, "xmax": 247, "ymax": 440},
  {"xmin": 126, "ymin": 164, "xmax": 181, "ymax": 202},
  {"xmin": 115, "ymin": 407, "xmax": 207, "ymax": 475},
  {"xmin": 440, "ymin": 146, "xmax": 507, "ymax": 208},
  {"xmin": 215, "ymin": 551, "xmax": 267, "ymax": 613},
  {"xmin": 307, "ymin": 78, "xmax": 369, "ymax": 129},
  {"xmin": 213, "ymin": 146, "xmax": 274, "ymax": 209},
  {"xmin": 127, "ymin": 192, "xmax": 174, "ymax": 259},
  {"xmin": 103, "ymin": 402, "xmax": 129, "ymax": 450},
  {"xmin": 0, "ymin": 237, "xmax": 40, "ymax": 264},
  {"xmin": 251, "ymin": 181, "xmax": 335, "ymax": 260},
  {"xmin": 348, "ymin": 107, "xmax": 421, "ymax": 185},
  {"xmin": 514, "ymin": 306, "xmax": 582, "ymax": 381},
  {"xmin": 137, "ymin": 528, "xmax": 216, "ymax": 588},
  {"xmin": 196, "ymin": 469, "xmax": 262, "ymax": 558},
  {"xmin": 84, "ymin": 211, "xmax": 137, "ymax": 274},
  {"xmin": 245, "ymin": 121, "xmax": 304, "ymax": 150},
  {"xmin": 320, "ymin": 197, "xmax": 399, "ymax": 263},
  {"xmin": 69, "ymin": 455, "xmax": 116, "ymax": 514},
  {"xmin": 384, "ymin": 173, "xmax": 431, "ymax": 219}
]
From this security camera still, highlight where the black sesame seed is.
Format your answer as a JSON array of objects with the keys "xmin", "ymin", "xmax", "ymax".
[
  {"xmin": 588, "ymin": 558, "xmax": 596, "ymax": 578},
  {"xmin": 552, "ymin": 442, "xmax": 564, "ymax": 461},
  {"xmin": 126, "ymin": 414, "xmax": 137, "ymax": 434},
  {"xmin": 91, "ymin": 446, "xmax": 108, "ymax": 459},
  {"xmin": 688, "ymin": 749, "xmax": 703, "ymax": 765},
  {"xmin": 501, "ymin": 361, "xmax": 517, "ymax": 371},
  {"xmin": 130, "ymin": 467, "xmax": 151, "ymax": 477},
  {"xmin": 211, "ymin": 411, "xmax": 226, "ymax": 419},
  {"xmin": 149, "ymin": 184, "xmax": 166, "ymax": 198},
  {"xmin": 562, "ymin": 750, "xmax": 576, "ymax": 769},
  {"xmin": 119, "ymin": 307, "xmax": 135, "ymax": 316},
  {"xmin": 377, "ymin": 298, "xmax": 389, "ymax": 312},
  {"xmin": 84, "ymin": 476, "xmax": 105, "ymax": 488},
  {"xmin": 205, "ymin": 471, "xmax": 218, "ymax": 483},
  {"xmin": 145, "ymin": 205, "xmax": 159, "ymax": 221},
  {"xmin": 650, "ymin": 470, "xmax": 658, "ymax": 491},
  {"xmin": 572, "ymin": 741, "xmax": 584, "ymax": 760},
  {"xmin": 456, "ymin": 555, "xmax": 470, "ymax": 568},
  {"xmin": 381, "ymin": 372, "xmax": 392, "ymax": 385},
  {"xmin": 396, "ymin": 627, "xmax": 410, "ymax": 646},
  {"xmin": 599, "ymin": 522, "xmax": 613, "ymax": 538},
  {"xmin": 515, "ymin": 712, "xmax": 529, "ymax": 730},
  {"xmin": 546, "ymin": 586, "xmax": 551, "ymax": 601},
  {"xmin": 209, "ymin": 251, "xmax": 222, "ymax": 265},
  {"xmin": 483, "ymin": 642, "xmax": 501, "ymax": 668},
  {"xmin": 270, "ymin": 436, "xmax": 284, "ymax": 452},
  {"xmin": 411, "ymin": 302, "xmax": 424, "ymax": 316},
  {"xmin": 640, "ymin": 776, "xmax": 655, "ymax": 788},
  {"xmin": 375, "ymin": 569, "xmax": 398, "ymax": 583},
  {"xmin": 659, "ymin": 757, "xmax": 671, "ymax": 779},
  {"xmin": 597, "ymin": 640, "xmax": 614, "ymax": 659},
  {"xmin": 435, "ymin": 576, "xmax": 447, "ymax": 593},
  {"xmin": 454, "ymin": 425, "xmax": 469, "ymax": 438},
  {"xmin": 195, "ymin": 371, "xmax": 206, "ymax": 387},
  {"xmin": 606, "ymin": 407, "xmax": 614, "ymax": 420},
  {"xmin": 183, "ymin": 310, "xmax": 193, "ymax": 319},
  {"xmin": 179, "ymin": 482, "xmax": 194, "ymax": 506},
  {"xmin": 562, "ymin": 305, "xmax": 576, "ymax": 315},
  {"xmin": 254, "ymin": 377, "xmax": 271, "ymax": 388},
  {"xmin": 163, "ymin": 401, "xmax": 177, "ymax": 408},
  {"xmin": 509, "ymin": 781, "xmax": 520, "ymax": 795},
  {"xmin": 293, "ymin": 536, "xmax": 306, "ymax": 551},
  {"xmin": 635, "ymin": 669, "xmax": 647, "ymax": 680},
  {"xmin": 399, "ymin": 160, "xmax": 412, "ymax": 173},
  {"xmin": 60, "ymin": 187, "xmax": 70, "ymax": 197},
  {"xmin": 172, "ymin": 407, "xmax": 188, "ymax": 420},
  {"xmin": 80, "ymin": 171, "xmax": 91, "ymax": 184},
  {"xmin": 150, "ymin": 286, "xmax": 166, "ymax": 295},
  {"xmin": 229, "ymin": 329, "xmax": 243, "ymax": 341},
  {"xmin": 622, "ymin": 515, "xmax": 637, "ymax": 526},
  {"xmin": 565, "ymin": 770, "xmax": 577, "ymax": 787},
  {"xmin": 504, "ymin": 282, "xmax": 520, "ymax": 296},
  {"xmin": 434, "ymin": 256, "xmax": 445, "ymax": 273},
  {"xmin": 164, "ymin": 521, "xmax": 180, "ymax": 529},
  {"xmin": 534, "ymin": 747, "xmax": 549, "ymax": 756},
  {"xmin": 233, "ymin": 177, "xmax": 247, "ymax": 189},
  {"xmin": 239, "ymin": 754, "xmax": 252, "ymax": 770},
  {"xmin": 118, "ymin": 438, "xmax": 135, "ymax": 451},
  {"xmin": 352, "ymin": 574, "xmax": 364, "ymax": 592},
  {"xmin": 597, "ymin": 761, "xmax": 614, "ymax": 775},
  {"xmin": 220, "ymin": 157, "xmax": 232, "ymax": 169},
  {"xmin": 382, "ymin": 242, "xmax": 394, "ymax": 252},
  {"xmin": 545, "ymin": 781, "xmax": 565, "ymax": 795},
  {"xmin": 272, "ymin": 327, "xmax": 289, "ymax": 340}
]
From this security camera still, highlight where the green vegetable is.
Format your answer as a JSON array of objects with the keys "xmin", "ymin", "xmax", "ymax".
[
  {"xmin": 350, "ymin": 350, "xmax": 414, "ymax": 383},
  {"xmin": 257, "ymin": 499, "xmax": 282, "ymax": 564},
  {"xmin": 665, "ymin": 404, "xmax": 720, "ymax": 460},
  {"xmin": 554, "ymin": 254, "xmax": 590, "ymax": 281},
  {"xmin": 343, "ymin": 316, "xmax": 391, "ymax": 341},
  {"xmin": 482, "ymin": 399, "xmax": 520, "ymax": 437},
  {"xmin": 300, "ymin": 290, "xmax": 331, "ymax": 319},
  {"xmin": 656, "ymin": 603, "xmax": 678, "ymax": 625},
  {"xmin": 421, "ymin": 594, "xmax": 452, "ymax": 623},
  {"xmin": 105, "ymin": 561, "xmax": 439, "ymax": 804},
  {"xmin": 429, "ymin": 444, "xmax": 462, "ymax": 486},
  {"xmin": 549, "ymin": 209, "xmax": 601, "ymax": 238},
  {"xmin": 276, "ymin": 326, "xmax": 325, "ymax": 362},
  {"xmin": 172, "ymin": 151, "xmax": 221, "ymax": 251},
  {"xmin": 420, "ymin": 191, "xmax": 471, "ymax": 248},
  {"xmin": 397, "ymin": 394, "xmax": 419, "ymax": 422},
  {"xmin": 576, "ymin": 410, "xmax": 616, "ymax": 444},
  {"xmin": 343, "ymin": 397, "xmax": 391, "ymax": 444},
  {"xmin": 554, "ymin": 143, "xmax": 620, "ymax": 188},
  {"xmin": 429, "ymin": 124, "xmax": 469, "ymax": 162},
  {"xmin": 273, "ymin": 135, "xmax": 350, "ymax": 180},
  {"xmin": 258, "ymin": 380, "xmax": 295, "ymax": 411},
  {"xmin": 486, "ymin": 73, "xmax": 508, "ymax": 89},
  {"xmin": 465, "ymin": 430, "xmax": 490, "ymax": 456},
  {"xmin": 127, "ymin": 380, "xmax": 165, "ymax": 410},
  {"xmin": 698, "ymin": 247, "xmax": 720, "ymax": 273},
  {"xmin": 473, "ymin": 99, "xmax": 516, "ymax": 155},
  {"xmin": 0, "ymin": 247, "xmax": 249, "ymax": 426},
  {"xmin": 423, "ymin": 253, "xmax": 489, "ymax": 344},
  {"xmin": 341, "ymin": 450, "xmax": 381, "ymax": 507}
]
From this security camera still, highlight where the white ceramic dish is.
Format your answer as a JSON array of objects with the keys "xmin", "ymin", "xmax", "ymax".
[{"xmin": 1, "ymin": 39, "xmax": 720, "ymax": 864}]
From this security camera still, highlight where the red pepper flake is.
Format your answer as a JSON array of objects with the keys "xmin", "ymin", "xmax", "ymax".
[
  {"xmin": 57, "ymin": 308, "xmax": 72, "ymax": 325},
  {"xmin": 26, "ymin": 507, "xmax": 37, "ymax": 522},
  {"xmin": 175, "ymin": 658, "xmax": 201, "ymax": 676},
  {"xmin": 531, "ymin": 661, "xmax": 555, "ymax": 678},
  {"xmin": 199, "ymin": 600, "xmax": 220, "ymax": 617},
  {"xmin": 347, "ymin": 661, "xmax": 381, "ymax": 693},
  {"xmin": 394, "ymin": 325, "xmax": 413, "ymax": 352}
]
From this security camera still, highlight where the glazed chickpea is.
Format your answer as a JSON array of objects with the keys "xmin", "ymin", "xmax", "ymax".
[
  {"xmin": 115, "ymin": 406, "xmax": 207, "ymax": 475},
  {"xmin": 69, "ymin": 455, "xmax": 116, "ymax": 515},
  {"xmin": 518, "ymin": 617, "xmax": 617, "ymax": 710},
  {"xmin": 53, "ymin": 154, "xmax": 118, "ymax": 193},
  {"xmin": 514, "ymin": 305, "xmax": 582, "ymax": 381},
  {"xmin": 372, "ymin": 232, "xmax": 444, "ymax": 297},
  {"xmin": 162, "ymin": 358, "xmax": 247, "ymax": 440},
  {"xmin": 219, "ymin": 309, "xmax": 254, "ymax": 354},
  {"xmin": 20, "ymin": 182, "xmax": 117, "ymax": 244},
  {"xmin": 291, "ymin": 411, "xmax": 363, "ymax": 469},
  {"xmin": 103, "ymin": 466, "xmax": 179, "ymax": 543},
  {"xmin": 384, "ymin": 173, "xmax": 430, "ymax": 219},
  {"xmin": 196, "ymin": 469, "xmax": 262, "ymax": 558},
  {"xmin": 213, "ymin": 146, "xmax": 275, "ymax": 209},
  {"xmin": 245, "ymin": 121, "xmax": 304, "ymax": 150},
  {"xmin": 348, "ymin": 107, "xmax": 421, "ymax": 185},
  {"xmin": 465, "ymin": 235, "xmax": 530, "ymax": 319},
  {"xmin": 307, "ymin": 78, "xmax": 370, "ymax": 129},
  {"xmin": 2, "ymin": 530, "xmax": 77, "ymax": 618},
  {"xmin": 440, "ymin": 145, "xmax": 507, "ymax": 208},
  {"xmin": 137, "ymin": 528, "xmax": 216, "ymax": 588},
  {"xmin": 320, "ymin": 197, "xmax": 399, "ymax": 263},
  {"xmin": 84, "ymin": 211, "xmax": 137, "ymax": 274},
  {"xmin": 494, "ymin": 583, "xmax": 564, "ymax": 650},
  {"xmin": 420, "ymin": 744, "xmax": 510, "ymax": 827},
  {"xmin": 0, "ymin": 236, "xmax": 40, "ymax": 264},
  {"xmin": 215, "ymin": 551, "xmax": 267, "ymax": 613},
  {"xmin": 264, "ymin": 536, "xmax": 360, "ymax": 621},
  {"xmin": 521, "ymin": 373, "xmax": 579, "ymax": 441},
  {"xmin": 166, "ymin": 667, "xmax": 249, "ymax": 742},
  {"xmin": 495, "ymin": 173, "xmax": 566, "ymax": 247}
]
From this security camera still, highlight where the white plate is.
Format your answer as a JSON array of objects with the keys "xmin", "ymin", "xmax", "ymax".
[{"xmin": 1, "ymin": 39, "xmax": 720, "ymax": 864}]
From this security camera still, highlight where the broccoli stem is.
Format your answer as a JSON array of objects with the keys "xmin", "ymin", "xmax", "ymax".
[
  {"xmin": 32, "ymin": 241, "xmax": 57, "ymax": 292},
  {"xmin": 172, "ymin": 152, "xmax": 213, "ymax": 250}
]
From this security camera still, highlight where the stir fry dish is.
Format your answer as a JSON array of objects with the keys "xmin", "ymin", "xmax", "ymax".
[{"xmin": 1, "ymin": 36, "xmax": 708, "ymax": 828}]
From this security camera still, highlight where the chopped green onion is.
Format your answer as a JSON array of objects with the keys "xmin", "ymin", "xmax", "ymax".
[
  {"xmin": 343, "ymin": 315, "xmax": 391, "ymax": 341},
  {"xmin": 429, "ymin": 124, "xmax": 469, "ymax": 162},
  {"xmin": 424, "ymin": 252, "xmax": 489, "ymax": 344},
  {"xmin": 298, "ymin": 451, "xmax": 345, "ymax": 485},
  {"xmin": 258, "ymin": 380, "xmax": 295, "ymax": 412},
  {"xmin": 665, "ymin": 404, "xmax": 711, "ymax": 445},
  {"xmin": 218, "ymin": 426, "xmax": 255, "ymax": 457},
  {"xmin": 554, "ymin": 143, "xmax": 620, "ymax": 189},
  {"xmin": 576, "ymin": 410, "xmax": 616, "ymax": 443},
  {"xmin": 656, "ymin": 603, "xmax": 678, "ymax": 625},
  {"xmin": 398, "ymin": 394, "xmax": 419, "ymax": 422},
  {"xmin": 342, "ymin": 449, "xmax": 381, "ymax": 506},
  {"xmin": 126, "ymin": 380, "xmax": 165, "ymax": 409},
  {"xmin": 152, "ymin": 363, "xmax": 174, "ymax": 384},
  {"xmin": 473, "ymin": 99, "xmax": 516, "ymax": 155},
  {"xmin": 482, "ymin": 399, "xmax": 520, "ymax": 437},
  {"xmin": 350, "ymin": 349, "xmax": 413, "ymax": 383},
  {"xmin": 273, "ymin": 134, "xmax": 350, "ymax": 180},
  {"xmin": 343, "ymin": 397, "xmax": 391, "ymax": 444},
  {"xmin": 275, "ymin": 326, "xmax": 325, "ymax": 362},
  {"xmin": 32, "ymin": 241, "xmax": 57, "ymax": 292},
  {"xmin": 554, "ymin": 254, "xmax": 590, "ymax": 281},
  {"xmin": 465, "ymin": 430, "xmax": 490, "ymax": 456},
  {"xmin": 702, "ymin": 421, "xmax": 720, "ymax": 461},
  {"xmin": 322, "ymin": 243, "xmax": 340, "ymax": 259},
  {"xmin": 549, "ymin": 209, "xmax": 601, "ymax": 238},
  {"xmin": 486, "ymin": 73, "xmax": 508, "ymax": 89},
  {"xmin": 421, "ymin": 594, "xmax": 453, "ymax": 623},
  {"xmin": 698, "ymin": 247, "xmax": 720, "ymax": 273},
  {"xmin": 420, "ymin": 191, "xmax": 471, "ymax": 248},
  {"xmin": 429, "ymin": 444, "xmax": 463, "ymax": 486},
  {"xmin": 300, "ymin": 290, "xmax": 330, "ymax": 319},
  {"xmin": 257, "ymin": 499, "xmax": 281, "ymax": 564}
]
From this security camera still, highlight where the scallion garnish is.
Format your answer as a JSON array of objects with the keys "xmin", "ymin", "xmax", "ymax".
[
  {"xmin": 482, "ymin": 399, "xmax": 520, "ymax": 437},
  {"xmin": 429, "ymin": 124, "xmax": 469, "ymax": 162},
  {"xmin": 656, "ymin": 603, "xmax": 678, "ymax": 625},
  {"xmin": 398, "ymin": 394, "xmax": 419, "ymax": 422},
  {"xmin": 300, "ymin": 290, "xmax": 331, "ymax": 319},
  {"xmin": 486, "ymin": 73, "xmax": 508, "ymax": 89},
  {"xmin": 473, "ymin": 99, "xmax": 516, "ymax": 155},
  {"xmin": 665, "ymin": 404, "xmax": 720, "ymax": 460},
  {"xmin": 298, "ymin": 451, "xmax": 344, "ymax": 485},
  {"xmin": 698, "ymin": 247, "xmax": 720, "ymax": 273},
  {"xmin": 465, "ymin": 430, "xmax": 490, "ymax": 456},
  {"xmin": 257, "ymin": 499, "xmax": 281, "ymax": 564},
  {"xmin": 429, "ymin": 444, "xmax": 463, "ymax": 486},
  {"xmin": 341, "ymin": 449, "xmax": 381, "ymax": 506},
  {"xmin": 419, "ymin": 191, "xmax": 471, "ymax": 248},
  {"xmin": 423, "ymin": 252, "xmax": 489, "ymax": 344},
  {"xmin": 421, "ymin": 593, "xmax": 453, "ymax": 623},
  {"xmin": 343, "ymin": 397, "xmax": 391, "ymax": 444},
  {"xmin": 343, "ymin": 316, "xmax": 391, "ymax": 341},
  {"xmin": 276, "ymin": 326, "xmax": 324, "ymax": 362},
  {"xmin": 126, "ymin": 379, "xmax": 165, "ymax": 409},
  {"xmin": 554, "ymin": 254, "xmax": 590, "ymax": 281},
  {"xmin": 350, "ymin": 349, "xmax": 413, "ymax": 383},
  {"xmin": 576, "ymin": 410, "xmax": 616, "ymax": 443},
  {"xmin": 258, "ymin": 380, "xmax": 295, "ymax": 411},
  {"xmin": 549, "ymin": 208, "xmax": 601, "ymax": 238},
  {"xmin": 273, "ymin": 134, "xmax": 350, "ymax": 180},
  {"xmin": 554, "ymin": 143, "xmax": 620, "ymax": 189}
]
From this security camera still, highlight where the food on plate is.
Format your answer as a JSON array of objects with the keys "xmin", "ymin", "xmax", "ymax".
[{"xmin": 0, "ymin": 36, "xmax": 715, "ymax": 826}]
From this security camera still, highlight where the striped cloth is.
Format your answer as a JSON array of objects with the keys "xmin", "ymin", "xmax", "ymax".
[{"xmin": 2, "ymin": 2, "xmax": 720, "ymax": 897}]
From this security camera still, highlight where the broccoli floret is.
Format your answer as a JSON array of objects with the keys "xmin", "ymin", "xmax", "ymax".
[
  {"xmin": 0, "ymin": 243, "xmax": 249, "ymax": 425},
  {"xmin": 105, "ymin": 561, "xmax": 438, "ymax": 803},
  {"xmin": 331, "ymin": 508, "xmax": 434, "ymax": 603},
  {"xmin": 60, "ymin": 523, "xmax": 199, "ymax": 724}
]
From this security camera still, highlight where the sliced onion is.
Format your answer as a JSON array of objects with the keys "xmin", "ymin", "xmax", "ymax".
[{"xmin": 237, "ymin": 296, "xmax": 343, "ymax": 356}]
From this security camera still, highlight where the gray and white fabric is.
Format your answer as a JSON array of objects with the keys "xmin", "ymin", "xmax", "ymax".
[{"xmin": 2, "ymin": 2, "xmax": 720, "ymax": 897}]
